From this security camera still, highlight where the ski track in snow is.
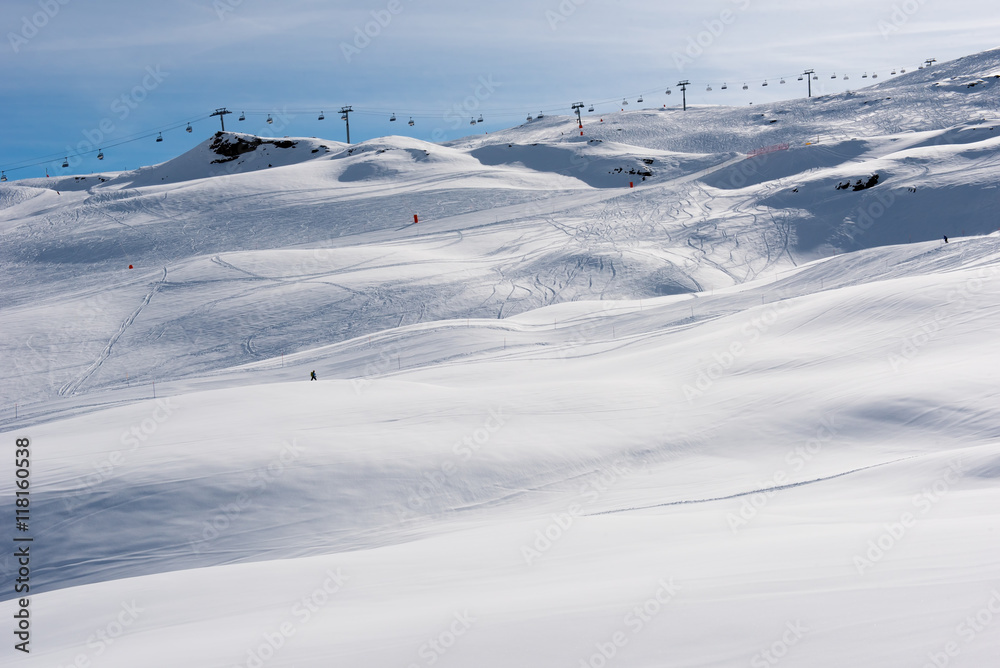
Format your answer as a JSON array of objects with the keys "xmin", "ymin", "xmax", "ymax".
[
  {"xmin": 57, "ymin": 267, "xmax": 167, "ymax": 397},
  {"xmin": 4, "ymin": 49, "xmax": 1000, "ymax": 668}
]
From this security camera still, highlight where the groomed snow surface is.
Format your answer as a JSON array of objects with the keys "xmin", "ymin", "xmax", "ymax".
[{"xmin": 2, "ymin": 48, "xmax": 1000, "ymax": 667}]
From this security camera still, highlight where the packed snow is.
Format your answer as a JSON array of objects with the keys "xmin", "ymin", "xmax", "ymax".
[{"xmin": 2, "ymin": 48, "xmax": 1000, "ymax": 667}]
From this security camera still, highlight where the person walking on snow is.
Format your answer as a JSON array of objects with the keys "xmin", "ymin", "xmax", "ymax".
[{"xmin": 310, "ymin": 370, "xmax": 317, "ymax": 381}]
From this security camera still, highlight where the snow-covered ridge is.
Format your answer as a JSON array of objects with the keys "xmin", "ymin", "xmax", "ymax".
[{"xmin": 2, "ymin": 47, "xmax": 1000, "ymax": 668}]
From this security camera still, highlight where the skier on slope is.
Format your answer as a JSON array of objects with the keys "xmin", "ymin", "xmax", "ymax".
[{"xmin": 310, "ymin": 370, "xmax": 317, "ymax": 381}]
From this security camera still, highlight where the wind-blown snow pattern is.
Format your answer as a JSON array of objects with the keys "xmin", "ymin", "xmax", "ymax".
[{"xmin": 2, "ymin": 49, "xmax": 1000, "ymax": 667}]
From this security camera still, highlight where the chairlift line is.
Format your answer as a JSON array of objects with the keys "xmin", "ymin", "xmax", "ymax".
[{"xmin": 3, "ymin": 57, "xmax": 926, "ymax": 177}]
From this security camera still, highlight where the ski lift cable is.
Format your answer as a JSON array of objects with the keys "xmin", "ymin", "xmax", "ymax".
[
  {"xmin": 2, "ymin": 59, "xmax": 920, "ymax": 176},
  {"xmin": 0, "ymin": 117, "xmax": 205, "ymax": 175}
]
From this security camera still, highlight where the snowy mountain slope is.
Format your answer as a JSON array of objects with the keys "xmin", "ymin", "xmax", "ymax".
[
  {"xmin": 4, "ymin": 232, "xmax": 1000, "ymax": 667},
  {"xmin": 2, "ymin": 47, "xmax": 1000, "ymax": 668}
]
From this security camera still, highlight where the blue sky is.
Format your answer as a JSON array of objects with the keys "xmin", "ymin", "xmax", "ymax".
[{"xmin": 1, "ymin": 0, "xmax": 998, "ymax": 178}]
